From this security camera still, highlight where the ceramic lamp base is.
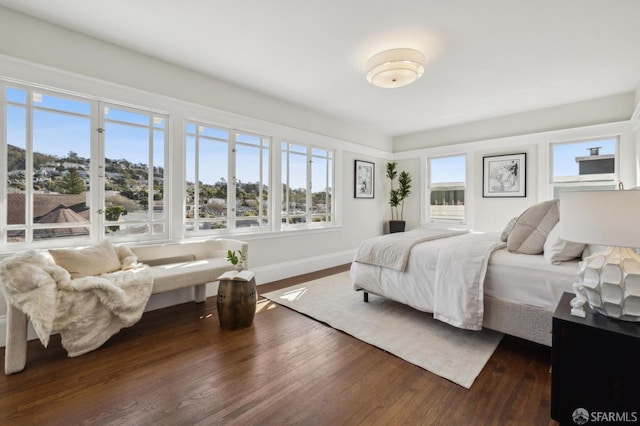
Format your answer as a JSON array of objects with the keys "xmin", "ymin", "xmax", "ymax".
[{"xmin": 575, "ymin": 246, "xmax": 640, "ymax": 322}]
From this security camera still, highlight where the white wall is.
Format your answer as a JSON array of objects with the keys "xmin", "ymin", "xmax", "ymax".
[
  {"xmin": 395, "ymin": 121, "xmax": 637, "ymax": 232},
  {"xmin": 394, "ymin": 93, "xmax": 635, "ymax": 152}
]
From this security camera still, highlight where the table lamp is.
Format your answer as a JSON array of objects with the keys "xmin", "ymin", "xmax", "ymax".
[{"xmin": 559, "ymin": 190, "xmax": 640, "ymax": 321}]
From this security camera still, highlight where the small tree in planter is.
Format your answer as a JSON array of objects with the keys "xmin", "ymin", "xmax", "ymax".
[{"xmin": 386, "ymin": 162, "xmax": 412, "ymax": 233}]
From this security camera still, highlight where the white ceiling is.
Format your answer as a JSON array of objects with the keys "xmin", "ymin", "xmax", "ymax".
[{"xmin": 1, "ymin": 0, "xmax": 639, "ymax": 137}]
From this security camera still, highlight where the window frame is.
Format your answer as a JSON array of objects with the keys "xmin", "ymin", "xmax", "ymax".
[
  {"xmin": 1, "ymin": 80, "xmax": 170, "ymax": 251},
  {"xmin": 281, "ymin": 141, "xmax": 334, "ymax": 229},
  {"xmin": 184, "ymin": 120, "xmax": 272, "ymax": 236},
  {"xmin": 100, "ymin": 102, "xmax": 169, "ymax": 242}
]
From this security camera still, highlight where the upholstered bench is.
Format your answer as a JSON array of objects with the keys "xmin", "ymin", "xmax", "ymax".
[{"xmin": 3, "ymin": 238, "xmax": 248, "ymax": 374}]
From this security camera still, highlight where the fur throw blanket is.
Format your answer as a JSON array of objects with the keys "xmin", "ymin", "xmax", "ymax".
[{"xmin": 0, "ymin": 247, "xmax": 153, "ymax": 357}]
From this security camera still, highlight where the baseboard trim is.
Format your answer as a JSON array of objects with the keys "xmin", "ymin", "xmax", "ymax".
[
  {"xmin": 0, "ymin": 250, "xmax": 356, "ymax": 347},
  {"xmin": 250, "ymin": 249, "xmax": 355, "ymax": 286}
]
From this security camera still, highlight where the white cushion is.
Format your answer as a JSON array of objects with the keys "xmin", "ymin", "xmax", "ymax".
[
  {"xmin": 49, "ymin": 240, "xmax": 121, "ymax": 279},
  {"xmin": 543, "ymin": 223, "xmax": 585, "ymax": 264},
  {"xmin": 507, "ymin": 200, "xmax": 560, "ymax": 255},
  {"xmin": 149, "ymin": 258, "xmax": 231, "ymax": 293},
  {"xmin": 500, "ymin": 217, "xmax": 518, "ymax": 242}
]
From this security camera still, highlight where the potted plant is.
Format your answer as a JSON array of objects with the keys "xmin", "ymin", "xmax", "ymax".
[
  {"xmin": 386, "ymin": 162, "xmax": 412, "ymax": 233},
  {"xmin": 226, "ymin": 250, "xmax": 246, "ymax": 271}
]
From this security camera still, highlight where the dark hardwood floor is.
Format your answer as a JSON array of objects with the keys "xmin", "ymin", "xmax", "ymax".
[{"xmin": 0, "ymin": 264, "xmax": 558, "ymax": 425}]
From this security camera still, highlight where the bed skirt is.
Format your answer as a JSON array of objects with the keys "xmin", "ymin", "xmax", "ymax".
[{"xmin": 483, "ymin": 296, "xmax": 552, "ymax": 346}]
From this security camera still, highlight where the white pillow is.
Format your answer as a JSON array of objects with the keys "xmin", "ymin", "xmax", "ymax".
[
  {"xmin": 500, "ymin": 217, "xmax": 518, "ymax": 242},
  {"xmin": 507, "ymin": 200, "xmax": 560, "ymax": 255},
  {"xmin": 50, "ymin": 240, "xmax": 122, "ymax": 278},
  {"xmin": 543, "ymin": 223, "xmax": 585, "ymax": 264}
]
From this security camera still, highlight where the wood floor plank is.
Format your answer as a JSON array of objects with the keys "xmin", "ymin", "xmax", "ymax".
[{"xmin": 0, "ymin": 264, "xmax": 559, "ymax": 425}]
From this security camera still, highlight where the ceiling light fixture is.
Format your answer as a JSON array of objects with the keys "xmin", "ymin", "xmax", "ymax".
[{"xmin": 366, "ymin": 48, "xmax": 425, "ymax": 89}]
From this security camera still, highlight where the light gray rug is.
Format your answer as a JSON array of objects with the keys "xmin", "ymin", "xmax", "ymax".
[{"xmin": 261, "ymin": 271, "xmax": 503, "ymax": 388}]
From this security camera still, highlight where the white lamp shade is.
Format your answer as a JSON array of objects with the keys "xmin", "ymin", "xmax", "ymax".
[
  {"xmin": 559, "ymin": 190, "xmax": 640, "ymax": 248},
  {"xmin": 366, "ymin": 48, "xmax": 425, "ymax": 89}
]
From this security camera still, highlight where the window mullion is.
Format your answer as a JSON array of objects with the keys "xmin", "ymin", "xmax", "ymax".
[
  {"xmin": 25, "ymin": 90, "xmax": 34, "ymax": 243},
  {"xmin": 93, "ymin": 101, "xmax": 105, "ymax": 239},
  {"xmin": 228, "ymin": 137, "xmax": 236, "ymax": 231},
  {"xmin": 306, "ymin": 147, "xmax": 312, "ymax": 224},
  {"xmin": 193, "ymin": 131, "xmax": 200, "ymax": 231},
  {"xmin": 0, "ymin": 83, "xmax": 5, "ymax": 243},
  {"xmin": 147, "ymin": 115, "xmax": 154, "ymax": 229},
  {"xmin": 285, "ymin": 145, "xmax": 290, "ymax": 224}
]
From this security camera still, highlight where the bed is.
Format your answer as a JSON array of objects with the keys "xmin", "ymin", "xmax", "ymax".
[{"xmin": 350, "ymin": 214, "xmax": 581, "ymax": 346}]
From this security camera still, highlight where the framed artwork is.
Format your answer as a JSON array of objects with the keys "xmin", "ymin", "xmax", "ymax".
[
  {"xmin": 354, "ymin": 160, "xmax": 375, "ymax": 198},
  {"xmin": 483, "ymin": 153, "xmax": 526, "ymax": 197}
]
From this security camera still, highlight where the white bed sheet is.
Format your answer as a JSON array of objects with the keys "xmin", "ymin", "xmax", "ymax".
[
  {"xmin": 484, "ymin": 248, "xmax": 578, "ymax": 310},
  {"xmin": 350, "ymin": 232, "xmax": 579, "ymax": 315}
]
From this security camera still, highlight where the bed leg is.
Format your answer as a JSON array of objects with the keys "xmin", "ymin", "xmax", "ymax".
[{"xmin": 364, "ymin": 292, "xmax": 369, "ymax": 303}]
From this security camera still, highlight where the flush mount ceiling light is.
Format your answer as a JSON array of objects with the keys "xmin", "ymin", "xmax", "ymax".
[{"xmin": 366, "ymin": 48, "xmax": 425, "ymax": 89}]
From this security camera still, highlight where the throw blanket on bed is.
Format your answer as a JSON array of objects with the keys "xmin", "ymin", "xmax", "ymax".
[
  {"xmin": 354, "ymin": 228, "xmax": 468, "ymax": 271},
  {"xmin": 0, "ymin": 250, "xmax": 153, "ymax": 357},
  {"xmin": 433, "ymin": 233, "xmax": 506, "ymax": 330}
]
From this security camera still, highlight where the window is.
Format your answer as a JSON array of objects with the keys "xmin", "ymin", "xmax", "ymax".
[
  {"xmin": 185, "ymin": 121, "xmax": 271, "ymax": 234},
  {"xmin": 281, "ymin": 142, "xmax": 333, "ymax": 226},
  {"xmin": 550, "ymin": 137, "xmax": 618, "ymax": 198},
  {"xmin": 101, "ymin": 105, "xmax": 168, "ymax": 238},
  {"xmin": 427, "ymin": 155, "xmax": 465, "ymax": 222},
  {"xmin": 5, "ymin": 87, "xmax": 92, "ymax": 244},
  {"xmin": 2, "ymin": 83, "xmax": 167, "ymax": 249}
]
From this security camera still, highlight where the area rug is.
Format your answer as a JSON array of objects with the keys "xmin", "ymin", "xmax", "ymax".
[{"xmin": 261, "ymin": 271, "xmax": 503, "ymax": 388}]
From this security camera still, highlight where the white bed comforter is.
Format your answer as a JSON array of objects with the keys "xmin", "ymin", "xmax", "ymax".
[
  {"xmin": 352, "ymin": 231, "xmax": 505, "ymax": 330},
  {"xmin": 353, "ymin": 228, "xmax": 468, "ymax": 271}
]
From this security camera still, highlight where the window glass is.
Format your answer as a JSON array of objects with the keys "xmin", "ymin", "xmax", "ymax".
[
  {"xmin": 551, "ymin": 138, "xmax": 618, "ymax": 197},
  {"xmin": 34, "ymin": 92, "xmax": 90, "ymax": 115},
  {"xmin": 198, "ymin": 136, "xmax": 229, "ymax": 230},
  {"xmin": 428, "ymin": 155, "xmax": 465, "ymax": 222},
  {"xmin": 311, "ymin": 150, "xmax": 332, "ymax": 223},
  {"xmin": 235, "ymin": 142, "xmax": 267, "ymax": 229},
  {"xmin": 552, "ymin": 138, "xmax": 616, "ymax": 179},
  {"xmin": 6, "ymin": 87, "xmax": 26, "ymax": 104}
]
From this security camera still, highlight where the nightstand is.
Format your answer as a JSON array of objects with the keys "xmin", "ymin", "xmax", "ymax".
[{"xmin": 551, "ymin": 292, "xmax": 640, "ymax": 424}]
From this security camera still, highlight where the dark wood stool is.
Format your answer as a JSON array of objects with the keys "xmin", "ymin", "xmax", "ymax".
[{"xmin": 217, "ymin": 276, "xmax": 257, "ymax": 329}]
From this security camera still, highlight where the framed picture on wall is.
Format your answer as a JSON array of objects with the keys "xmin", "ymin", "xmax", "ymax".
[
  {"xmin": 483, "ymin": 153, "xmax": 526, "ymax": 197},
  {"xmin": 354, "ymin": 160, "xmax": 375, "ymax": 198}
]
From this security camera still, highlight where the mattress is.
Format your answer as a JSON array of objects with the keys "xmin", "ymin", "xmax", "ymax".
[
  {"xmin": 484, "ymin": 248, "xmax": 578, "ymax": 310},
  {"xmin": 350, "ymin": 232, "xmax": 579, "ymax": 314}
]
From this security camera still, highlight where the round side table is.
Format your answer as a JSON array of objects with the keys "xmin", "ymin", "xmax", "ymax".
[{"xmin": 217, "ymin": 274, "xmax": 257, "ymax": 330}]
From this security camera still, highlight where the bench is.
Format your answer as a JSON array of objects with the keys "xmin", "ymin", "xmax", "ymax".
[{"xmin": 4, "ymin": 238, "xmax": 248, "ymax": 375}]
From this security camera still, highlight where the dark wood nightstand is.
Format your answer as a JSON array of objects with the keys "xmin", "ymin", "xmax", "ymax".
[{"xmin": 551, "ymin": 292, "xmax": 640, "ymax": 424}]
